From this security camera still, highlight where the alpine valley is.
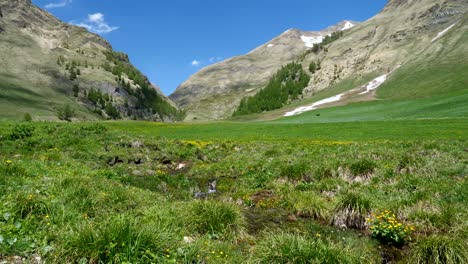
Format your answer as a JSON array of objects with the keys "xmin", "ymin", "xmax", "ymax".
[{"xmin": 0, "ymin": 0, "xmax": 467, "ymax": 263}]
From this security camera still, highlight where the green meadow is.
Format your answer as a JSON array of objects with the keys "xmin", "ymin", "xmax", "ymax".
[{"xmin": 0, "ymin": 118, "xmax": 467, "ymax": 263}]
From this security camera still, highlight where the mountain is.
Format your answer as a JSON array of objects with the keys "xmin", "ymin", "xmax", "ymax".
[
  {"xmin": 169, "ymin": 21, "xmax": 357, "ymax": 121},
  {"xmin": 170, "ymin": 0, "xmax": 467, "ymax": 121},
  {"xmin": 0, "ymin": 0, "xmax": 182, "ymax": 121}
]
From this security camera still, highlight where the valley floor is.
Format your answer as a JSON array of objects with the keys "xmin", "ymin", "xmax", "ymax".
[{"xmin": 0, "ymin": 119, "xmax": 467, "ymax": 263}]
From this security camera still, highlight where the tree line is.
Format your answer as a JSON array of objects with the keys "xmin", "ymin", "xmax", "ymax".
[{"xmin": 233, "ymin": 62, "xmax": 310, "ymax": 116}]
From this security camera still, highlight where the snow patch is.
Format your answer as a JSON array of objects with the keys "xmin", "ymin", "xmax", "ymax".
[
  {"xmin": 267, "ymin": 44, "xmax": 275, "ymax": 48},
  {"xmin": 342, "ymin": 22, "xmax": 355, "ymax": 31},
  {"xmin": 284, "ymin": 93, "xmax": 344, "ymax": 116},
  {"xmin": 300, "ymin": 35, "xmax": 324, "ymax": 48},
  {"xmin": 358, "ymin": 74, "xmax": 388, "ymax": 95},
  {"xmin": 431, "ymin": 23, "xmax": 457, "ymax": 42},
  {"xmin": 284, "ymin": 64, "xmax": 402, "ymax": 117}
]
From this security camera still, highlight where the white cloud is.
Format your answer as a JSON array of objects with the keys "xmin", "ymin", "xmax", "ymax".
[
  {"xmin": 74, "ymin": 13, "xmax": 119, "ymax": 34},
  {"xmin": 45, "ymin": 0, "xmax": 72, "ymax": 9},
  {"xmin": 88, "ymin": 13, "xmax": 104, "ymax": 23},
  {"xmin": 191, "ymin": 60, "xmax": 201, "ymax": 67},
  {"xmin": 209, "ymin": 56, "xmax": 223, "ymax": 63}
]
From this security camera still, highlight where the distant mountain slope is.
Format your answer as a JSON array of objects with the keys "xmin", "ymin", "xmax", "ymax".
[
  {"xmin": 0, "ymin": 0, "xmax": 182, "ymax": 121},
  {"xmin": 171, "ymin": 0, "xmax": 467, "ymax": 121},
  {"xmin": 169, "ymin": 21, "xmax": 356, "ymax": 121}
]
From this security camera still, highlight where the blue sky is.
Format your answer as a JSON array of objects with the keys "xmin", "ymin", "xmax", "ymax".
[{"xmin": 32, "ymin": 0, "xmax": 387, "ymax": 95}]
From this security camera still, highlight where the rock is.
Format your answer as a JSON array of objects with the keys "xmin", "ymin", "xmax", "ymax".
[
  {"xmin": 287, "ymin": 214, "xmax": 298, "ymax": 222},
  {"xmin": 176, "ymin": 163, "xmax": 186, "ymax": 170},
  {"xmin": 131, "ymin": 140, "xmax": 143, "ymax": 148},
  {"xmin": 183, "ymin": 236, "xmax": 195, "ymax": 244},
  {"xmin": 208, "ymin": 180, "xmax": 217, "ymax": 194},
  {"xmin": 108, "ymin": 156, "xmax": 124, "ymax": 166}
]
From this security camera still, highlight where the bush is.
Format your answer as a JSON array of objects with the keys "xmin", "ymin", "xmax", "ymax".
[
  {"xmin": 190, "ymin": 201, "xmax": 244, "ymax": 236},
  {"xmin": 72, "ymin": 84, "xmax": 79, "ymax": 97},
  {"xmin": 7, "ymin": 124, "xmax": 34, "ymax": 140},
  {"xmin": 408, "ymin": 235, "xmax": 467, "ymax": 264},
  {"xmin": 331, "ymin": 192, "xmax": 371, "ymax": 229},
  {"xmin": 23, "ymin": 113, "xmax": 32, "ymax": 122},
  {"xmin": 368, "ymin": 210, "xmax": 414, "ymax": 246},
  {"xmin": 253, "ymin": 233, "xmax": 360, "ymax": 264},
  {"xmin": 57, "ymin": 105, "xmax": 75, "ymax": 121},
  {"xmin": 105, "ymin": 103, "xmax": 121, "ymax": 120},
  {"xmin": 309, "ymin": 61, "xmax": 317, "ymax": 73}
]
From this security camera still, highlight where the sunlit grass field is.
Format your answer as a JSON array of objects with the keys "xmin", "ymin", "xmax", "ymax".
[{"xmin": 0, "ymin": 118, "xmax": 467, "ymax": 263}]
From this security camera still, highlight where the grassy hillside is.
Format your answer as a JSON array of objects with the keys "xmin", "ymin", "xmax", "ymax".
[
  {"xmin": 276, "ymin": 90, "xmax": 468, "ymax": 124},
  {"xmin": 377, "ymin": 21, "xmax": 468, "ymax": 100},
  {"xmin": 0, "ymin": 119, "xmax": 466, "ymax": 263}
]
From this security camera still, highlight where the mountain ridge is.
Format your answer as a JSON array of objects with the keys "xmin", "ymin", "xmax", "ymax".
[
  {"xmin": 0, "ymin": 0, "xmax": 181, "ymax": 121},
  {"xmin": 169, "ymin": 20, "xmax": 357, "ymax": 121},
  {"xmin": 170, "ymin": 0, "xmax": 466, "ymax": 121}
]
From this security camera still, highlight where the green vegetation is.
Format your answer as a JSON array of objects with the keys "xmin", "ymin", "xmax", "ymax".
[
  {"xmin": 305, "ymin": 31, "xmax": 344, "ymax": 55},
  {"xmin": 102, "ymin": 50, "xmax": 185, "ymax": 120},
  {"xmin": 0, "ymin": 119, "xmax": 466, "ymax": 263},
  {"xmin": 233, "ymin": 62, "xmax": 310, "ymax": 116},
  {"xmin": 23, "ymin": 113, "xmax": 32, "ymax": 122},
  {"xmin": 369, "ymin": 210, "xmax": 414, "ymax": 246},
  {"xmin": 309, "ymin": 61, "xmax": 318, "ymax": 73},
  {"xmin": 72, "ymin": 84, "xmax": 79, "ymax": 97},
  {"xmin": 56, "ymin": 104, "xmax": 75, "ymax": 121},
  {"xmin": 408, "ymin": 235, "xmax": 467, "ymax": 264}
]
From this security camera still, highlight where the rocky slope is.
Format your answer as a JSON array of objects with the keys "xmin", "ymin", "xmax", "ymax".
[
  {"xmin": 171, "ymin": 0, "xmax": 467, "ymax": 121},
  {"xmin": 0, "ymin": 0, "xmax": 181, "ymax": 121}
]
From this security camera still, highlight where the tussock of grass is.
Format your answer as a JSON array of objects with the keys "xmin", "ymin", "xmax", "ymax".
[
  {"xmin": 288, "ymin": 191, "xmax": 329, "ymax": 219},
  {"xmin": 253, "ymin": 233, "xmax": 364, "ymax": 264},
  {"xmin": 331, "ymin": 192, "xmax": 371, "ymax": 229},
  {"xmin": 408, "ymin": 235, "xmax": 468, "ymax": 264},
  {"xmin": 348, "ymin": 159, "xmax": 376, "ymax": 178},
  {"xmin": 59, "ymin": 216, "xmax": 176, "ymax": 263},
  {"xmin": 189, "ymin": 200, "xmax": 245, "ymax": 237}
]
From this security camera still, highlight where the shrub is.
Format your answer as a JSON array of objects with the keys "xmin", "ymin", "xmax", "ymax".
[
  {"xmin": 408, "ymin": 235, "xmax": 467, "ymax": 264},
  {"xmin": 349, "ymin": 159, "xmax": 376, "ymax": 177},
  {"xmin": 72, "ymin": 84, "xmax": 79, "ymax": 97},
  {"xmin": 309, "ymin": 61, "xmax": 317, "ymax": 73},
  {"xmin": 368, "ymin": 210, "xmax": 414, "ymax": 246},
  {"xmin": 57, "ymin": 105, "xmax": 75, "ymax": 121},
  {"xmin": 331, "ymin": 192, "xmax": 371, "ymax": 229},
  {"xmin": 7, "ymin": 124, "xmax": 34, "ymax": 140},
  {"xmin": 190, "ymin": 201, "xmax": 244, "ymax": 236},
  {"xmin": 105, "ymin": 103, "xmax": 121, "ymax": 120},
  {"xmin": 253, "ymin": 233, "xmax": 360, "ymax": 264},
  {"xmin": 23, "ymin": 113, "xmax": 32, "ymax": 122}
]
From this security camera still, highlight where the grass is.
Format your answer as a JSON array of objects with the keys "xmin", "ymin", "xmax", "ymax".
[
  {"xmin": 274, "ymin": 89, "xmax": 468, "ymax": 124},
  {"xmin": 408, "ymin": 235, "xmax": 468, "ymax": 264},
  {"xmin": 104, "ymin": 118, "xmax": 468, "ymax": 141},
  {"xmin": 253, "ymin": 233, "xmax": 367, "ymax": 264},
  {"xmin": 0, "ymin": 120, "xmax": 466, "ymax": 263}
]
